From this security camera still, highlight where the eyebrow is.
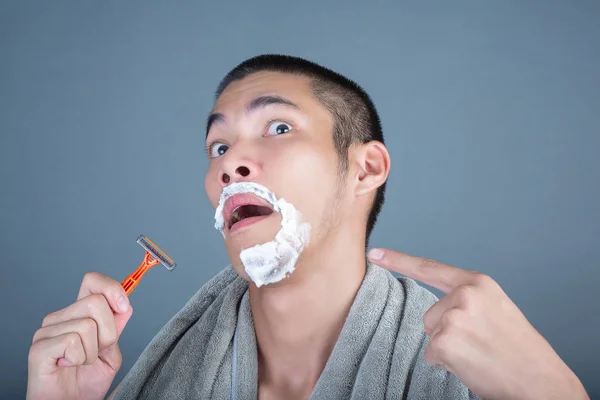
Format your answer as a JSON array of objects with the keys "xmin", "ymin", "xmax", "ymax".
[{"xmin": 205, "ymin": 95, "xmax": 300, "ymax": 139}]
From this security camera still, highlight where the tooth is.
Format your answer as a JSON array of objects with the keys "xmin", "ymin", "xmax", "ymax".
[{"xmin": 231, "ymin": 207, "xmax": 241, "ymax": 226}]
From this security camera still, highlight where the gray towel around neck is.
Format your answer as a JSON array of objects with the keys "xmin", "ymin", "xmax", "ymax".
[{"xmin": 114, "ymin": 263, "xmax": 479, "ymax": 399}]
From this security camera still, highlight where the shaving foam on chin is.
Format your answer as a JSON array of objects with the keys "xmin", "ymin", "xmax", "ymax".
[{"xmin": 214, "ymin": 182, "xmax": 311, "ymax": 287}]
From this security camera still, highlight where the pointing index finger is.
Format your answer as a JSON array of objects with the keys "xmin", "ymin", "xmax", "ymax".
[{"xmin": 368, "ymin": 248, "xmax": 472, "ymax": 294}]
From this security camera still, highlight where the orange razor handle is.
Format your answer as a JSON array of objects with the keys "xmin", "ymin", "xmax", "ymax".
[{"xmin": 121, "ymin": 252, "xmax": 160, "ymax": 296}]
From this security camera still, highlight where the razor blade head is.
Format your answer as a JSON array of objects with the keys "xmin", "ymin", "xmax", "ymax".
[{"xmin": 137, "ymin": 235, "xmax": 176, "ymax": 271}]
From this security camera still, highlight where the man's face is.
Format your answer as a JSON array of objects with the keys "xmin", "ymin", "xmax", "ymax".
[{"xmin": 204, "ymin": 72, "xmax": 344, "ymax": 280}]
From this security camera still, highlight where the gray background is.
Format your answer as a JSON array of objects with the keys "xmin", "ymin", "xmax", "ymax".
[{"xmin": 1, "ymin": 1, "xmax": 598, "ymax": 398}]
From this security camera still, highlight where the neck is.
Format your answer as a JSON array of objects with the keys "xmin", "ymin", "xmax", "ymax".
[{"xmin": 248, "ymin": 224, "xmax": 367, "ymax": 395}]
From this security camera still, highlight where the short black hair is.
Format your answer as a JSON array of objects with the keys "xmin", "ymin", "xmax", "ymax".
[{"xmin": 215, "ymin": 54, "xmax": 386, "ymax": 245}]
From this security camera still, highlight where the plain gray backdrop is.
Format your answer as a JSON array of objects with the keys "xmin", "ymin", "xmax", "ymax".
[{"xmin": 1, "ymin": 1, "xmax": 598, "ymax": 398}]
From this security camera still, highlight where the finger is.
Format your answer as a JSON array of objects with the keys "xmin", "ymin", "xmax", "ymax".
[
  {"xmin": 32, "ymin": 318, "xmax": 99, "ymax": 365},
  {"xmin": 98, "ymin": 340, "xmax": 124, "ymax": 372},
  {"xmin": 28, "ymin": 332, "xmax": 86, "ymax": 375},
  {"xmin": 98, "ymin": 303, "xmax": 133, "ymax": 372},
  {"xmin": 368, "ymin": 248, "xmax": 473, "ymax": 293},
  {"xmin": 78, "ymin": 272, "xmax": 130, "ymax": 314},
  {"xmin": 429, "ymin": 320, "xmax": 443, "ymax": 340},
  {"xmin": 424, "ymin": 332, "xmax": 450, "ymax": 370},
  {"xmin": 113, "ymin": 304, "xmax": 133, "ymax": 340},
  {"xmin": 423, "ymin": 295, "xmax": 456, "ymax": 335},
  {"xmin": 41, "ymin": 294, "xmax": 118, "ymax": 350},
  {"xmin": 425, "ymin": 323, "xmax": 447, "ymax": 369},
  {"xmin": 424, "ymin": 317, "xmax": 471, "ymax": 376},
  {"xmin": 424, "ymin": 322, "xmax": 459, "ymax": 372}
]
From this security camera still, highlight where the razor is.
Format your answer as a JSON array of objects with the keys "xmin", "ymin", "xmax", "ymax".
[{"xmin": 121, "ymin": 235, "xmax": 176, "ymax": 296}]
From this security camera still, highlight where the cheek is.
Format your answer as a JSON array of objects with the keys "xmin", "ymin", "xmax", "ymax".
[{"xmin": 272, "ymin": 142, "xmax": 339, "ymax": 221}]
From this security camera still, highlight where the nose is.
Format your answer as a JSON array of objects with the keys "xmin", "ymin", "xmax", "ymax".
[
  {"xmin": 222, "ymin": 165, "xmax": 251, "ymax": 184},
  {"xmin": 219, "ymin": 146, "xmax": 259, "ymax": 186}
]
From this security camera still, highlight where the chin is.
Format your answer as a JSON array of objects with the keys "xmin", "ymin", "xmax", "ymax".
[
  {"xmin": 228, "ymin": 248, "xmax": 310, "ymax": 289},
  {"xmin": 221, "ymin": 210, "xmax": 312, "ymax": 288}
]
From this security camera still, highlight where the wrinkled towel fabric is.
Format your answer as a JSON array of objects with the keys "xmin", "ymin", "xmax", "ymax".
[{"xmin": 114, "ymin": 263, "xmax": 479, "ymax": 399}]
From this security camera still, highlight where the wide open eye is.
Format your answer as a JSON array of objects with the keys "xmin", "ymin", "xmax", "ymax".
[
  {"xmin": 209, "ymin": 142, "xmax": 229, "ymax": 158},
  {"xmin": 266, "ymin": 121, "xmax": 292, "ymax": 136}
]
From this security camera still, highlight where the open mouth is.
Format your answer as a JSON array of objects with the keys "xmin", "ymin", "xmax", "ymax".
[{"xmin": 228, "ymin": 204, "xmax": 274, "ymax": 231}]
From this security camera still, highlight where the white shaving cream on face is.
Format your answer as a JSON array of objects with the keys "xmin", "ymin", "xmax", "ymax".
[{"xmin": 214, "ymin": 182, "xmax": 311, "ymax": 287}]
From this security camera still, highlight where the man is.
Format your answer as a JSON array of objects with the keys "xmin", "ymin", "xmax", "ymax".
[{"xmin": 27, "ymin": 55, "xmax": 589, "ymax": 399}]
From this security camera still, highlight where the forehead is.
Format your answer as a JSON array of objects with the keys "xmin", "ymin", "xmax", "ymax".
[{"xmin": 212, "ymin": 71, "xmax": 321, "ymax": 113}]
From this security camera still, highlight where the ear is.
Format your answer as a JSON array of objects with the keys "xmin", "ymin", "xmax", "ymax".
[{"xmin": 351, "ymin": 141, "xmax": 391, "ymax": 197}]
